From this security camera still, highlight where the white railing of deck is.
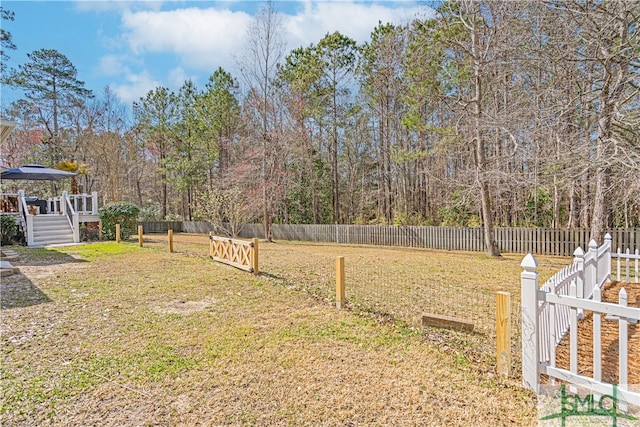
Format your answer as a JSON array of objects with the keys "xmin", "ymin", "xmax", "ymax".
[
  {"xmin": 48, "ymin": 196, "xmax": 62, "ymax": 214},
  {"xmin": 68, "ymin": 192, "xmax": 99, "ymax": 215},
  {"xmin": 47, "ymin": 192, "xmax": 97, "ymax": 215}
]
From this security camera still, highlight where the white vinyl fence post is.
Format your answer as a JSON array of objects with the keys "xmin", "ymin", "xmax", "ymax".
[
  {"xmin": 521, "ymin": 253, "xmax": 540, "ymax": 392},
  {"xmin": 574, "ymin": 247, "xmax": 585, "ymax": 299},
  {"xmin": 603, "ymin": 233, "xmax": 612, "ymax": 282},
  {"xmin": 573, "ymin": 247, "xmax": 585, "ymax": 318},
  {"xmin": 585, "ymin": 239, "xmax": 598, "ymax": 291}
]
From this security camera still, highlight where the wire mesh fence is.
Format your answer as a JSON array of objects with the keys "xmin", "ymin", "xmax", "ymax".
[{"xmin": 138, "ymin": 232, "xmax": 525, "ymax": 374}]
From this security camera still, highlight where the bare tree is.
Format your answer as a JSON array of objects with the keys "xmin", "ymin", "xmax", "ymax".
[{"xmin": 238, "ymin": 1, "xmax": 286, "ymax": 241}]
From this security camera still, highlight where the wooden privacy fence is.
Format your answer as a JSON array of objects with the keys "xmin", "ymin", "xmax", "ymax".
[
  {"xmin": 139, "ymin": 222, "xmax": 640, "ymax": 256},
  {"xmin": 209, "ymin": 233, "xmax": 259, "ymax": 275}
]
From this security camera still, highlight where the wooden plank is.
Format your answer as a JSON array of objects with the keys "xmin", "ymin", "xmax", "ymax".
[
  {"xmin": 251, "ymin": 238, "xmax": 259, "ymax": 276},
  {"xmin": 209, "ymin": 235, "xmax": 254, "ymax": 247},
  {"xmin": 422, "ymin": 313, "xmax": 474, "ymax": 332},
  {"xmin": 211, "ymin": 255, "xmax": 252, "ymax": 272},
  {"xmin": 496, "ymin": 292, "xmax": 511, "ymax": 377},
  {"xmin": 336, "ymin": 256, "xmax": 345, "ymax": 309}
]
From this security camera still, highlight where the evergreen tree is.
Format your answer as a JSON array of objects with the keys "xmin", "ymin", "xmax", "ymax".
[{"xmin": 7, "ymin": 49, "xmax": 93, "ymax": 164}]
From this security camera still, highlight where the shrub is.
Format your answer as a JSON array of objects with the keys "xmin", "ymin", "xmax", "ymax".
[
  {"xmin": 0, "ymin": 214, "xmax": 18, "ymax": 245},
  {"xmin": 138, "ymin": 201, "xmax": 162, "ymax": 221},
  {"xmin": 99, "ymin": 201, "xmax": 140, "ymax": 240},
  {"xmin": 80, "ymin": 222, "xmax": 101, "ymax": 242}
]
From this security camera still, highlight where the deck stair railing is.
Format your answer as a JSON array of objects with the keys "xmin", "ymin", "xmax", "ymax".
[
  {"xmin": 62, "ymin": 191, "xmax": 80, "ymax": 243},
  {"xmin": 17, "ymin": 190, "xmax": 35, "ymax": 246}
]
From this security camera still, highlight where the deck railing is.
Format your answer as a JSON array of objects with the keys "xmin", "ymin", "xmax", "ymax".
[
  {"xmin": 2, "ymin": 191, "xmax": 98, "ymax": 246},
  {"xmin": 48, "ymin": 192, "xmax": 98, "ymax": 215}
]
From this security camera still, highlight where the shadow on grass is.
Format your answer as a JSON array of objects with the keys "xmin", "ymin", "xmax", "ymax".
[
  {"xmin": 0, "ymin": 246, "xmax": 87, "ymax": 309},
  {"xmin": 0, "ymin": 272, "xmax": 52, "ymax": 309},
  {"xmin": 9, "ymin": 245, "xmax": 88, "ymax": 267}
]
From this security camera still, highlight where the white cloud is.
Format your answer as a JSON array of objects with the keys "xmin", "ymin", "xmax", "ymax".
[
  {"xmin": 118, "ymin": 2, "xmax": 430, "ymax": 74},
  {"xmin": 97, "ymin": 54, "xmax": 130, "ymax": 76},
  {"xmin": 168, "ymin": 66, "xmax": 198, "ymax": 88},
  {"xmin": 111, "ymin": 70, "xmax": 161, "ymax": 104},
  {"xmin": 283, "ymin": 1, "xmax": 426, "ymax": 48},
  {"xmin": 103, "ymin": 1, "xmax": 433, "ymax": 103},
  {"xmin": 121, "ymin": 7, "xmax": 253, "ymax": 72}
]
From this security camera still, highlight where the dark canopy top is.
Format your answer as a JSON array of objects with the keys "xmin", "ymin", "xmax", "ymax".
[{"xmin": 0, "ymin": 164, "xmax": 76, "ymax": 181}]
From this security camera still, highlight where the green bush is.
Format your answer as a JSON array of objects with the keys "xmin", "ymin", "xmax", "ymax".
[
  {"xmin": 138, "ymin": 201, "xmax": 162, "ymax": 221},
  {"xmin": 99, "ymin": 201, "xmax": 140, "ymax": 240},
  {"xmin": 0, "ymin": 214, "xmax": 18, "ymax": 245}
]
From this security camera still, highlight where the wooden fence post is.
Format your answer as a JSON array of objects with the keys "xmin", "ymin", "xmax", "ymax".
[
  {"xmin": 252, "ymin": 238, "xmax": 259, "ymax": 275},
  {"xmin": 496, "ymin": 291, "xmax": 511, "ymax": 377},
  {"xmin": 336, "ymin": 256, "xmax": 345, "ymax": 309},
  {"xmin": 521, "ymin": 253, "xmax": 540, "ymax": 392},
  {"xmin": 115, "ymin": 223, "xmax": 121, "ymax": 243},
  {"xmin": 168, "ymin": 229, "xmax": 174, "ymax": 253},
  {"xmin": 138, "ymin": 225, "xmax": 143, "ymax": 247}
]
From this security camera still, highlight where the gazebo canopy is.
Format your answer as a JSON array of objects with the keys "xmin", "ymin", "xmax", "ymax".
[{"xmin": 0, "ymin": 164, "xmax": 76, "ymax": 181}]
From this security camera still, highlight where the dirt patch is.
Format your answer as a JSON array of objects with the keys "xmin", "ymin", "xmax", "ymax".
[{"xmin": 152, "ymin": 298, "xmax": 215, "ymax": 315}]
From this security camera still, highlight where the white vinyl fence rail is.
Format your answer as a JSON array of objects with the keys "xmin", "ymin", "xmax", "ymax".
[{"xmin": 521, "ymin": 235, "xmax": 640, "ymax": 408}]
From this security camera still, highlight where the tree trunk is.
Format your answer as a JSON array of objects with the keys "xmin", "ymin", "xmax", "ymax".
[{"xmin": 471, "ymin": 16, "xmax": 500, "ymax": 257}]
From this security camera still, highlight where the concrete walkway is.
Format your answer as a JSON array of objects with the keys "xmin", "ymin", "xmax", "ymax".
[{"xmin": 0, "ymin": 249, "xmax": 19, "ymax": 276}]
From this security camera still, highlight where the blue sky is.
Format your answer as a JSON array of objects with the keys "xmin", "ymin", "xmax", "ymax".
[{"xmin": 2, "ymin": 1, "xmax": 432, "ymax": 108}]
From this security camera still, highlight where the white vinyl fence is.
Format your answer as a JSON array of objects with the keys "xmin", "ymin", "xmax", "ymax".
[
  {"xmin": 521, "ymin": 235, "xmax": 640, "ymax": 407},
  {"xmin": 615, "ymin": 247, "xmax": 640, "ymax": 283}
]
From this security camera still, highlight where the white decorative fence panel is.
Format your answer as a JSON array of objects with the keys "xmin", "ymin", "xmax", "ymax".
[
  {"xmin": 521, "ymin": 236, "xmax": 640, "ymax": 408},
  {"xmin": 616, "ymin": 248, "xmax": 640, "ymax": 283}
]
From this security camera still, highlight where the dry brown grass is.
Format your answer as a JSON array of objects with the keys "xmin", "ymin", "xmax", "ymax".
[
  {"xmin": 143, "ymin": 233, "xmax": 571, "ymax": 369},
  {"xmin": 1, "ymin": 236, "xmax": 571, "ymax": 426}
]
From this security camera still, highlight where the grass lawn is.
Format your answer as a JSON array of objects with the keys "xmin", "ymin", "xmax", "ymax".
[{"xmin": 1, "ymin": 237, "xmax": 567, "ymax": 425}]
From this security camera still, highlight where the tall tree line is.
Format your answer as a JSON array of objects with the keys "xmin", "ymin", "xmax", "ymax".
[{"xmin": 2, "ymin": 1, "xmax": 639, "ymax": 253}]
